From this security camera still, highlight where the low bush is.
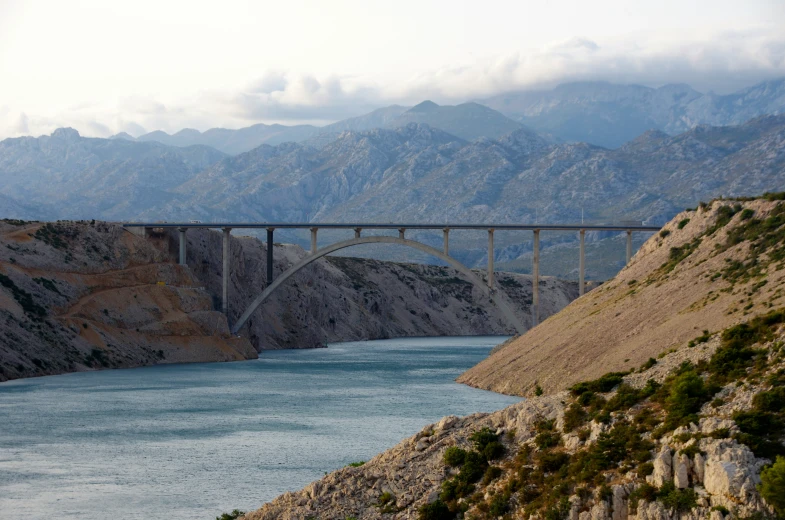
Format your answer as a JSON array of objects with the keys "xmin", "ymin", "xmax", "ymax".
[
  {"xmin": 443, "ymin": 446, "xmax": 467, "ymax": 467},
  {"xmin": 759, "ymin": 456, "xmax": 785, "ymax": 516},
  {"xmin": 418, "ymin": 499, "xmax": 453, "ymax": 520},
  {"xmin": 570, "ymin": 372, "xmax": 628, "ymax": 396}
]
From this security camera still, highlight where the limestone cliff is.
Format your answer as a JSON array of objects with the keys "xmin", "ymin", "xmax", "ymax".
[
  {"xmin": 459, "ymin": 196, "xmax": 785, "ymax": 396},
  {"xmin": 0, "ymin": 220, "xmax": 256, "ymax": 382}
]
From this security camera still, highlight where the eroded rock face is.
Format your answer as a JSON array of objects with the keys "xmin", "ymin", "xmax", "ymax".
[
  {"xmin": 0, "ymin": 221, "xmax": 256, "ymax": 382},
  {"xmin": 702, "ymin": 440, "xmax": 765, "ymax": 501}
]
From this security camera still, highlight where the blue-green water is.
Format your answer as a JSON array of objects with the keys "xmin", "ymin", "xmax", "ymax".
[{"xmin": 0, "ymin": 336, "xmax": 519, "ymax": 520}]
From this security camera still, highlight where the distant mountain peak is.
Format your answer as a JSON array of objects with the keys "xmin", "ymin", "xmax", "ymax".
[
  {"xmin": 408, "ymin": 100, "xmax": 439, "ymax": 113},
  {"xmin": 110, "ymin": 132, "xmax": 136, "ymax": 141},
  {"xmin": 173, "ymin": 128, "xmax": 202, "ymax": 137},
  {"xmin": 51, "ymin": 128, "xmax": 81, "ymax": 141}
]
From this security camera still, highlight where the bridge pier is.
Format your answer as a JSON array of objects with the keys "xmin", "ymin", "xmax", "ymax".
[
  {"xmin": 488, "ymin": 229, "xmax": 494, "ymax": 289},
  {"xmin": 354, "ymin": 228, "xmax": 362, "ymax": 239},
  {"xmin": 222, "ymin": 227, "xmax": 231, "ymax": 317},
  {"xmin": 533, "ymin": 229, "xmax": 540, "ymax": 326},
  {"xmin": 178, "ymin": 228, "xmax": 187, "ymax": 265},
  {"xmin": 626, "ymin": 230, "xmax": 632, "ymax": 264},
  {"xmin": 443, "ymin": 228, "xmax": 449, "ymax": 255},
  {"xmin": 399, "ymin": 228, "xmax": 405, "ymax": 239},
  {"xmin": 578, "ymin": 229, "xmax": 586, "ymax": 296},
  {"xmin": 310, "ymin": 228, "xmax": 318, "ymax": 255},
  {"xmin": 267, "ymin": 228, "xmax": 274, "ymax": 285}
]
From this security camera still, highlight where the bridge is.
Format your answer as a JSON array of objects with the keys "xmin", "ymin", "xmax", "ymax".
[{"xmin": 124, "ymin": 222, "xmax": 661, "ymax": 336}]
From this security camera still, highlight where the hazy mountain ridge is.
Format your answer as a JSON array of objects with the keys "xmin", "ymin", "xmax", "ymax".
[{"xmin": 482, "ymin": 77, "xmax": 785, "ymax": 148}]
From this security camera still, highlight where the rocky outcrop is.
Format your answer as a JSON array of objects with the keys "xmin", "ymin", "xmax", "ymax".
[{"xmin": 0, "ymin": 220, "xmax": 255, "ymax": 382}]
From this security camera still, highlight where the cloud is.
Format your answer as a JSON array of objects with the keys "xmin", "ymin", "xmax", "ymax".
[{"xmin": 2, "ymin": 28, "xmax": 784, "ymax": 140}]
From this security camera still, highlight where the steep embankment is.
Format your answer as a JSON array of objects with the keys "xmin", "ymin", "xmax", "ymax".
[
  {"xmin": 0, "ymin": 220, "xmax": 255, "ymax": 382},
  {"xmin": 173, "ymin": 228, "xmax": 577, "ymax": 351},
  {"xmin": 459, "ymin": 196, "xmax": 785, "ymax": 396}
]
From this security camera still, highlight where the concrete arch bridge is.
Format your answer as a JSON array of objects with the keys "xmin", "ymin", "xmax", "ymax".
[{"xmin": 124, "ymin": 222, "xmax": 660, "ymax": 336}]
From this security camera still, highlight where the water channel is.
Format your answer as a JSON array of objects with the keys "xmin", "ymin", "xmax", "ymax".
[{"xmin": 0, "ymin": 336, "xmax": 519, "ymax": 519}]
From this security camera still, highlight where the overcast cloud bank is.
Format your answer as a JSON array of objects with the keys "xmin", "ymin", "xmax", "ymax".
[{"xmin": 2, "ymin": 30, "xmax": 784, "ymax": 140}]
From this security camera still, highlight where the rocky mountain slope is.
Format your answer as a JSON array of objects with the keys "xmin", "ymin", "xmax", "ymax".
[
  {"xmin": 0, "ymin": 220, "xmax": 255, "ymax": 383},
  {"xmin": 1, "ymin": 116, "xmax": 783, "ymax": 279},
  {"xmin": 482, "ymin": 78, "xmax": 785, "ymax": 148},
  {"xmin": 236, "ymin": 195, "xmax": 785, "ymax": 520},
  {"xmin": 0, "ymin": 221, "xmax": 578, "ymax": 381},
  {"xmin": 459, "ymin": 195, "xmax": 785, "ymax": 396}
]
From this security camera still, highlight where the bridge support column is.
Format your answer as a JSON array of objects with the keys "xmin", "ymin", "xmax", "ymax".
[
  {"xmin": 267, "ymin": 228, "xmax": 274, "ymax": 286},
  {"xmin": 310, "ymin": 228, "xmax": 318, "ymax": 255},
  {"xmin": 222, "ymin": 227, "xmax": 231, "ymax": 318},
  {"xmin": 178, "ymin": 228, "xmax": 187, "ymax": 265},
  {"xmin": 443, "ymin": 228, "xmax": 449, "ymax": 255},
  {"xmin": 626, "ymin": 230, "xmax": 632, "ymax": 264},
  {"xmin": 399, "ymin": 228, "xmax": 405, "ymax": 239},
  {"xmin": 533, "ymin": 229, "xmax": 540, "ymax": 326},
  {"xmin": 354, "ymin": 228, "xmax": 362, "ymax": 239},
  {"xmin": 488, "ymin": 229, "xmax": 495, "ymax": 289},
  {"xmin": 578, "ymin": 229, "xmax": 586, "ymax": 296}
]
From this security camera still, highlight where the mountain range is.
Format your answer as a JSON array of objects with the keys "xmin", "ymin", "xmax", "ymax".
[
  {"xmin": 116, "ymin": 78, "xmax": 785, "ymax": 153},
  {"xmin": 480, "ymin": 77, "xmax": 785, "ymax": 148}
]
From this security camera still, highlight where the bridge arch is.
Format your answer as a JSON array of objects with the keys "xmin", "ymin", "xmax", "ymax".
[{"xmin": 231, "ymin": 236, "xmax": 528, "ymax": 335}]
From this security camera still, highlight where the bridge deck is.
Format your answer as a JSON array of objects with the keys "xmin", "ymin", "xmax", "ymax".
[{"xmin": 123, "ymin": 222, "xmax": 661, "ymax": 232}]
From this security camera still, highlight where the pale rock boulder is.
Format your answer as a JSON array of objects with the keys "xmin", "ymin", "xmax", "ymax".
[
  {"xmin": 634, "ymin": 500, "xmax": 670, "ymax": 520},
  {"xmin": 649, "ymin": 446, "xmax": 673, "ymax": 487},
  {"xmin": 702, "ymin": 440, "xmax": 765, "ymax": 501},
  {"xmin": 674, "ymin": 452, "xmax": 691, "ymax": 488},
  {"xmin": 612, "ymin": 484, "xmax": 629, "ymax": 520}
]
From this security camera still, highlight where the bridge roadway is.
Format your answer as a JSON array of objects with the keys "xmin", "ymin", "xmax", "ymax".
[{"xmin": 124, "ymin": 222, "xmax": 661, "ymax": 334}]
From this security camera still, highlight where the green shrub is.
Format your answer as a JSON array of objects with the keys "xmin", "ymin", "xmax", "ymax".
[
  {"xmin": 563, "ymin": 403, "xmax": 588, "ymax": 431},
  {"xmin": 654, "ymin": 364, "xmax": 715, "ymax": 429},
  {"xmin": 759, "ymin": 456, "xmax": 785, "ymax": 516},
  {"xmin": 458, "ymin": 451, "xmax": 488, "ymax": 483},
  {"xmin": 752, "ymin": 388, "xmax": 785, "ymax": 413},
  {"xmin": 637, "ymin": 462, "xmax": 654, "ymax": 476},
  {"xmin": 660, "ymin": 229, "xmax": 671, "ymax": 238},
  {"xmin": 377, "ymin": 491, "xmax": 398, "ymax": 513},
  {"xmin": 677, "ymin": 219, "xmax": 690, "ymax": 229},
  {"xmin": 640, "ymin": 357, "xmax": 657, "ymax": 371},
  {"xmin": 215, "ymin": 510, "xmax": 244, "ymax": 520},
  {"xmin": 535, "ymin": 431, "xmax": 561, "ymax": 450},
  {"xmin": 657, "ymin": 481, "xmax": 697, "ymax": 512},
  {"xmin": 443, "ymin": 447, "xmax": 467, "ymax": 467},
  {"xmin": 483, "ymin": 441, "xmax": 505, "ymax": 460},
  {"xmin": 570, "ymin": 372, "xmax": 628, "ymax": 396},
  {"xmin": 418, "ymin": 499, "xmax": 453, "ymax": 520},
  {"xmin": 481, "ymin": 465, "xmax": 502, "ymax": 485},
  {"xmin": 629, "ymin": 483, "xmax": 657, "ymax": 511},
  {"xmin": 487, "ymin": 493, "xmax": 509, "ymax": 516},
  {"xmin": 469, "ymin": 428, "xmax": 499, "ymax": 453},
  {"xmin": 740, "ymin": 208, "xmax": 755, "ymax": 220},
  {"xmin": 535, "ymin": 384, "xmax": 544, "ymax": 396},
  {"xmin": 537, "ymin": 451, "xmax": 570, "ymax": 473},
  {"xmin": 347, "ymin": 461, "xmax": 365, "ymax": 467}
]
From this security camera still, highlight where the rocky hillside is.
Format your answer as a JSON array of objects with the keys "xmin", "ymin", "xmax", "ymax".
[
  {"xmin": 0, "ymin": 221, "xmax": 578, "ymax": 381},
  {"xmin": 173, "ymin": 227, "xmax": 577, "ymax": 351},
  {"xmin": 238, "ymin": 305, "xmax": 785, "ymax": 520},
  {"xmin": 0, "ymin": 220, "xmax": 255, "ymax": 383},
  {"xmin": 459, "ymin": 195, "xmax": 785, "ymax": 396}
]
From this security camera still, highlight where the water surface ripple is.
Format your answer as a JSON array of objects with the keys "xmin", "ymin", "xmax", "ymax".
[{"xmin": 0, "ymin": 336, "xmax": 519, "ymax": 519}]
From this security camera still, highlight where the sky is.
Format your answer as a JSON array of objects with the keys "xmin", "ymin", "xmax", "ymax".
[{"xmin": 1, "ymin": 0, "xmax": 784, "ymax": 139}]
